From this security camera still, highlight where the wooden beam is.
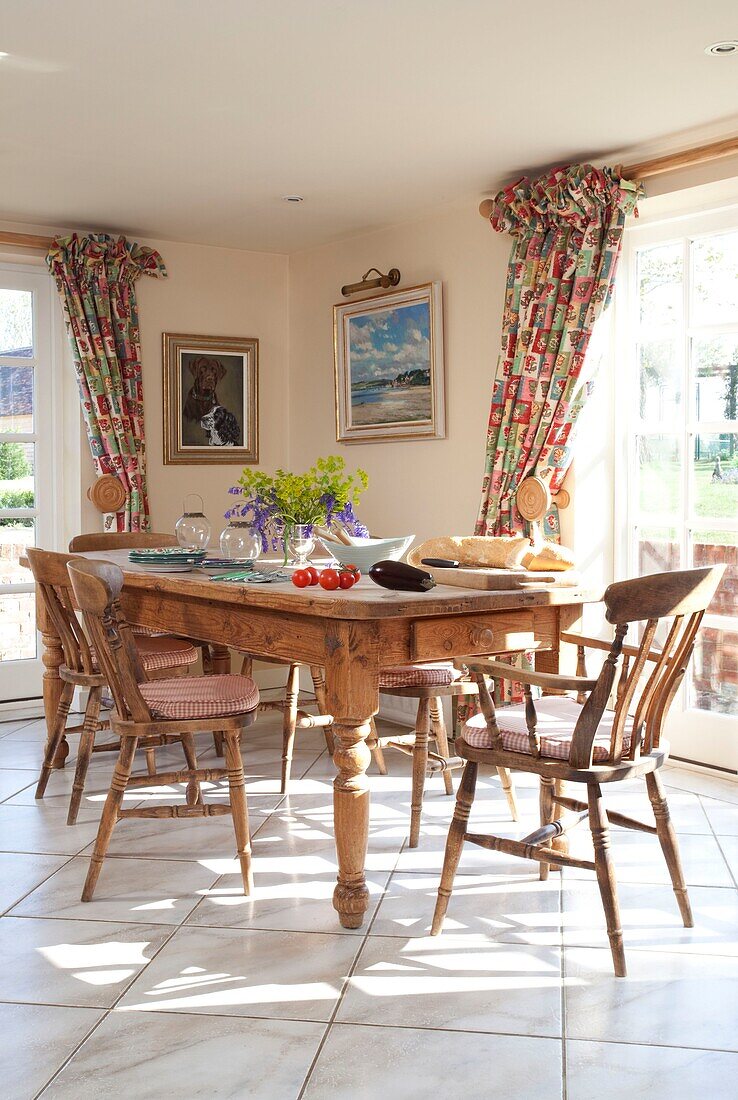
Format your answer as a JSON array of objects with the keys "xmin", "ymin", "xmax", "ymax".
[
  {"xmin": 479, "ymin": 134, "xmax": 738, "ymax": 218},
  {"xmin": 0, "ymin": 230, "xmax": 54, "ymax": 251}
]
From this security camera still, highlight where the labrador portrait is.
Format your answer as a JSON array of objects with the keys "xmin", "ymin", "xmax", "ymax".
[{"xmin": 164, "ymin": 333, "xmax": 259, "ymax": 465}]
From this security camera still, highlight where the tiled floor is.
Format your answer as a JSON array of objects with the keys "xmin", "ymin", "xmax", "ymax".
[{"xmin": 1, "ymin": 710, "xmax": 737, "ymax": 1099}]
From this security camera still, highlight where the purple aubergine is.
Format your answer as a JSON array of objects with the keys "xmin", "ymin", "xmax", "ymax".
[{"xmin": 368, "ymin": 560, "xmax": 436, "ymax": 592}]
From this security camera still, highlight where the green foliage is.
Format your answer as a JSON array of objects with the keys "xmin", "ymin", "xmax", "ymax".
[
  {"xmin": 0, "ymin": 441, "xmax": 31, "ymax": 480},
  {"xmin": 0, "ymin": 488, "xmax": 34, "ymax": 509},
  {"xmin": 236, "ymin": 455, "xmax": 368, "ymax": 526}
]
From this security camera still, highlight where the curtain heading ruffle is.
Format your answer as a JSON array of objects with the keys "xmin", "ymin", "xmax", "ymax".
[
  {"xmin": 489, "ymin": 164, "xmax": 642, "ymax": 236},
  {"xmin": 46, "ymin": 233, "xmax": 167, "ymax": 283}
]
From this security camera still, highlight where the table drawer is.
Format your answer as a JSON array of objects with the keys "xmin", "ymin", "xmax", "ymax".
[{"xmin": 410, "ymin": 609, "xmax": 557, "ymax": 662}]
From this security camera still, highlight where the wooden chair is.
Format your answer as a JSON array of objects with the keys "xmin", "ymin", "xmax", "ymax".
[
  {"xmin": 27, "ymin": 548, "xmax": 199, "ymax": 824},
  {"xmin": 431, "ymin": 566, "xmax": 725, "ymax": 977},
  {"xmin": 66, "ymin": 558, "xmax": 260, "ymax": 901},
  {"xmin": 374, "ymin": 663, "xmax": 519, "ymax": 847}
]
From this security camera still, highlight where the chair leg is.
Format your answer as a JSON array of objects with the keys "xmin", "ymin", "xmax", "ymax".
[
  {"xmin": 224, "ymin": 729, "xmax": 253, "ymax": 894},
  {"xmin": 281, "ymin": 662, "xmax": 300, "ymax": 794},
  {"xmin": 240, "ymin": 653, "xmax": 253, "ymax": 677},
  {"xmin": 497, "ymin": 766, "xmax": 519, "ymax": 821},
  {"xmin": 145, "ymin": 747, "xmax": 157, "ymax": 776},
  {"xmin": 309, "ymin": 665, "xmax": 335, "ymax": 755},
  {"xmin": 82, "ymin": 736, "xmax": 138, "ymax": 902},
  {"xmin": 538, "ymin": 775, "xmax": 555, "ymax": 881},
  {"xmin": 212, "ymin": 731, "xmax": 225, "ymax": 757},
  {"xmin": 646, "ymin": 770, "xmax": 693, "ymax": 928},
  {"xmin": 409, "ymin": 698, "xmax": 431, "ymax": 848},
  {"xmin": 430, "ymin": 698, "xmax": 453, "ymax": 796},
  {"xmin": 432, "ymin": 760, "xmax": 478, "ymax": 935},
  {"xmin": 180, "ymin": 732, "xmax": 203, "ymax": 806},
  {"xmin": 35, "ymin": 681, "xmax": 75, "ymax": 800},
  {"xmin": 368, "ymin": 716, "xmax": 387, "ymax": 775},
  {"xmin": 588, "ymin": 782, "xmax": 626, "ymax": 977},
  {"xmin": 67, "ymin": 686, "xmax": 102, "ymax": 825}
]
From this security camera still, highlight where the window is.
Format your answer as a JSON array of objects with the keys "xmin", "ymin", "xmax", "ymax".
[
  {"xmin": 620, "ymin": 205, "xmax": 738, "ymax": 769},
  {"xmin": 0, "ymin": 265, "xmax": 56, "ymax": 702}
]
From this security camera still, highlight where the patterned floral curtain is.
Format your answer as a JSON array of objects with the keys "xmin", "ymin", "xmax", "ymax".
[
  {"xmin": 476, "ymin": 165, "xmax": 641, "ymax": 536},
  {"xmin": 47, "ymin": 234, "xmax": 167, "ymax": 531}
]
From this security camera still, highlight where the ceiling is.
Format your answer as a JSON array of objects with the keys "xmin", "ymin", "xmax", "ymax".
[{"xmin": 1, "ymin": 0, "xmax": 737, "ymax": 253}]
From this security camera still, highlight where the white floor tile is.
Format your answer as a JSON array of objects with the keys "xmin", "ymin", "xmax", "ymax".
[
  {"xmin": 0, "ymin": 851, "xmax": 70, "ymax": 913},
  {"xmin": 337, "ymin": 933, "xmax": 562, "ymax": 1038},
  {"xmin": 10, "ymin": 855, "xmax": 220, "ymax": 925},
  {"xmin": 44, "ymin": 1011, "xmax": 324, "ymax": 1099},
  {"xmin": 566, "ymin": 1039, "xmax": 738, "ymax": 1100},
  {"xmin": 566, "ymin": 826, "xmax": 734, "ymax": 887},
  {"xmin": 562, "ymin": 879, "xmax": 738, "ymax": 955},
  {"xmin": 0, "ymin": 801, "xmax": 103, "ymax": 856},
  {"xmin": 701, "ymin": 796, "xmax": 738, "ymax": 836},
  {"xmin": 304, "ymin": 1024, "xmax": 562, "ymax": 1100},
  {"xmin": 0, "ymin": 915, "xmax": 171, "ymax": 1007},
  {"xmin": 0, "ymin": 737, "xmax": 52, "ymax": 771},
  {"xmin": 372, "ymin": 872, "xmax": 561, "ymax": 944},
  {"xmin": 714, "ymin": 834, "xmax": 738, "ymax": 883},
  {"xmin": 664, "ymin": 767, "xmax": 738, "ymax": 805},
  {"xmin": 0, "ymin": 769, "xmax": 35, "ymax": 802},
  {"xmin": 565, "ymin": 945, "xmax": 738, "ymax": 1050},
  {"xmin": 116, "ymin": 924, "xmax": 359, "ymax": 1021},
  {"xmin": 0, "ymin": 1002, "xmax": 102, "ymax": 1099}
]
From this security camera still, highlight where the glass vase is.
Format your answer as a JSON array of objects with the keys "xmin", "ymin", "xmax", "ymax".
[
  {"xmin": 287, "ymin": 524, "xmax": 315, "ymax": 568},
  {"xmin": 175, "ymin": 493, "xmax": 211, "ymax": 551},
  {"xmin": 219, "ymin": 521, "xmax": 262, "ymax": 562}
]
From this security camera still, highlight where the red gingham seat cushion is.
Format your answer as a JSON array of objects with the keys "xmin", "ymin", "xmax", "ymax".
[
  {"xmin": 135, "ymin": 635, "xmax": 199, "ymax": 673},
  {"xmin": 130, "ymin": 625, "xmax": 157, "ymax": 636},
  {"xmin": 380, "ymin": 662, "xmax": 464, "ymax": 689},
  {"xmin": 463, "ymin": 696, "xmax": 632, "ymax": 763},
  {"xmin": 139, "ymin": 674, "xmax": 259, "ymax": 720}
]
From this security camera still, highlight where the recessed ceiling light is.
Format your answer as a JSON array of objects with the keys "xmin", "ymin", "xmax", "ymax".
[
  {"xmin": 705, "ymin": 41, "xmax": 738, "ymax": 55},
  {"xmin": 282, "ymin": 195, "xmax": 304, "ymax": 203},
  {"xmin": 0, "ymin": 52, "xmax": 9, "ymax": 59}
]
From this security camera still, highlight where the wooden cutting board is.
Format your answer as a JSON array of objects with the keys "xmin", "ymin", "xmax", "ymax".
[{"xmin": 425, "ymin": 564, "xmax": 575, "ymax": 590}]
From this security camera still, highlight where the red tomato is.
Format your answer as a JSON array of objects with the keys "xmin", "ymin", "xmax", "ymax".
[
  {"xmin": 292, "ymin": 569, "xmax": 311, "ymax": 588},
  {"xmin": 318, "ymin": 568, "xmax": 340, "ymax": 591},
  {"xmin": 338, "ymin": 571, "xmax": 356, "ymax": 589},
  {"xmin": 306, "ymin": 566, "xmax": 320, "ymax": 586}
]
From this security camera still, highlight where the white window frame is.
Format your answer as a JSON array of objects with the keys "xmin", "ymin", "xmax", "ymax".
[
  {"xmin": 0, "ymin": 255, "xmax": 78, "ymax": 711},
  {"xmin": 617, "ymin": 201, "xmax": 738, "ymax": 771}
]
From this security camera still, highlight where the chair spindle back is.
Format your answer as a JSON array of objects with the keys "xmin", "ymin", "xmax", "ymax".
[{"xmin": 26, "ymin": 548, "xmax": 96, "ymax": 676}]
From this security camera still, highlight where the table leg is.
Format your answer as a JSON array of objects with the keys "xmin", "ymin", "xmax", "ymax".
[
  {"xmin": 210, "ymin": 643, "xmax": 232, "ymax": 675},
  {"xmin": 38, "ymin": 584, "xmax": 68, "ymax": 769},
  {"xmin": 325, "ymin": 622, "xmax": 378, "ymax": 930}
]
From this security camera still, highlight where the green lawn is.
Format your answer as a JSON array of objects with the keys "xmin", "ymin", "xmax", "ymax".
[{"xmin": 640, "ymin": 458, "xmax": 738, "ymax": 531}]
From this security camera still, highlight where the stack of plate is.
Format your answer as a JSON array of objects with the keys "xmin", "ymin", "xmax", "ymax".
[
  {"xmin": 200, "ymin": 557, "xmax": 255, "ymax": 574},
  {"xmin": 128, "ymin": 547, "xmax": 207, "ymax": 573}
]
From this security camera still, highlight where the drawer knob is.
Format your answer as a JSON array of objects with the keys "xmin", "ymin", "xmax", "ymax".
[{"xmin": 471, "ymin": 626, "xmax": 494, "ymax": 649}]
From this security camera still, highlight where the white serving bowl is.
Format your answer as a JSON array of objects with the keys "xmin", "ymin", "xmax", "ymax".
[{"xmin": 318, "ymin": 535, "xmax": 414, "ymax": 574}]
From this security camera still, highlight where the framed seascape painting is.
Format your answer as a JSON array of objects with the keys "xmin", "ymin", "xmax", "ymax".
[
  {"xmin": 163, "ymin": 332, "xmax": 259, "ymax": 465},
  {"xmin": 333, "ymin": 282, "xmax": 445, "ymax": 443}
]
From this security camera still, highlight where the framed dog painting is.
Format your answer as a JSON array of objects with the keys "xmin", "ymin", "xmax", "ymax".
[{"xmin": 163, "ymin": 333, "xmax": 259, "ymax": 464}]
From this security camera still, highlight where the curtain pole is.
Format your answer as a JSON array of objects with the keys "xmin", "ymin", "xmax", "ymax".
[{"xmin": 478, "ymin": 134, "xmax": 738, "ymax": 219}]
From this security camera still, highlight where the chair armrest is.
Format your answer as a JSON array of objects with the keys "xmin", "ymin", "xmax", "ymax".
[{"xmin": 460, "ymin": 657, "xmax": 598, "ymax": 694}]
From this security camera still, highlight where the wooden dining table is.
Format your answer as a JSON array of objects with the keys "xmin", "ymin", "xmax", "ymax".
[{"xmin": 32, "ymin": 549, "xmax": 596, "ymax": 930}]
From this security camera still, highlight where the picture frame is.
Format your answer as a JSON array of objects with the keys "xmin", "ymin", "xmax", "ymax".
[
  {"xmin": 333, "ymin": 281, "xmax": 445, "ymax": 444},
  {"xmin": 162, "ymin": 332, "xmax": 259, "ymax": 465}
]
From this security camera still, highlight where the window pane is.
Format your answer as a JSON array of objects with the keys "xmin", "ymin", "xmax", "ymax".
[
  {"xmin": 0, "ymin": 441, "xmax": 34, "ymax": 509},
  {"xmin": 0, "ymin": 289, "xmax": 33, "ymax": 357},
  {"xmin": 693, "ymin": 434, "xmax": 738, "ymax": 519},
  {"xmin": 637, "ymin": 434, "xmax": 681, "ymax": 516},
  {"xmin": 638, "ymin": 242, "xmax": 682, "ymax": 328},
  {"xmin": 638, "ymin": 525, "xmax": 680, "ymax": 575},
  {"xmin": 692, "ymin": 532, "xmax": 738, "ymax": 616},
  {"xmin": 0, "ymin": 521, "xmax": 34, "ymax": 585},
  {"xmin": 692, "ymin": 627, "xmax": 738, "ymax": 716},
  {"xmin": 692, "ymin": 335, "xmax": 738, "ymax": 423},
  {"xmin": 0, "ymin": 362, "xmax": 34, "ymax": 433},
  {"xmin": 638, "ymin": 339, "xmax": 681, "ymax": 421},
  {"xmin": 0, "ymin": 591, "xmax": 36, "ymax": 662},
  {"xmin": 692, "ymin": 230, "xmax": 738, "ymax": 327}
]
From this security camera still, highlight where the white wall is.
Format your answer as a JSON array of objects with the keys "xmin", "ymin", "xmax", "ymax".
[{"xmin": 288, "ymin": 199, "xmax": 511, "ymax": 543}]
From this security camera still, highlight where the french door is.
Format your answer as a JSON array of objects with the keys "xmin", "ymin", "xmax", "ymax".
[
  {"xmin": 0, "ymin": 265, "xmax": 55, "ymax": 702},
  {"xmin": 620, "ymin": 206, "xmax": 738, "ymax": 771}
]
